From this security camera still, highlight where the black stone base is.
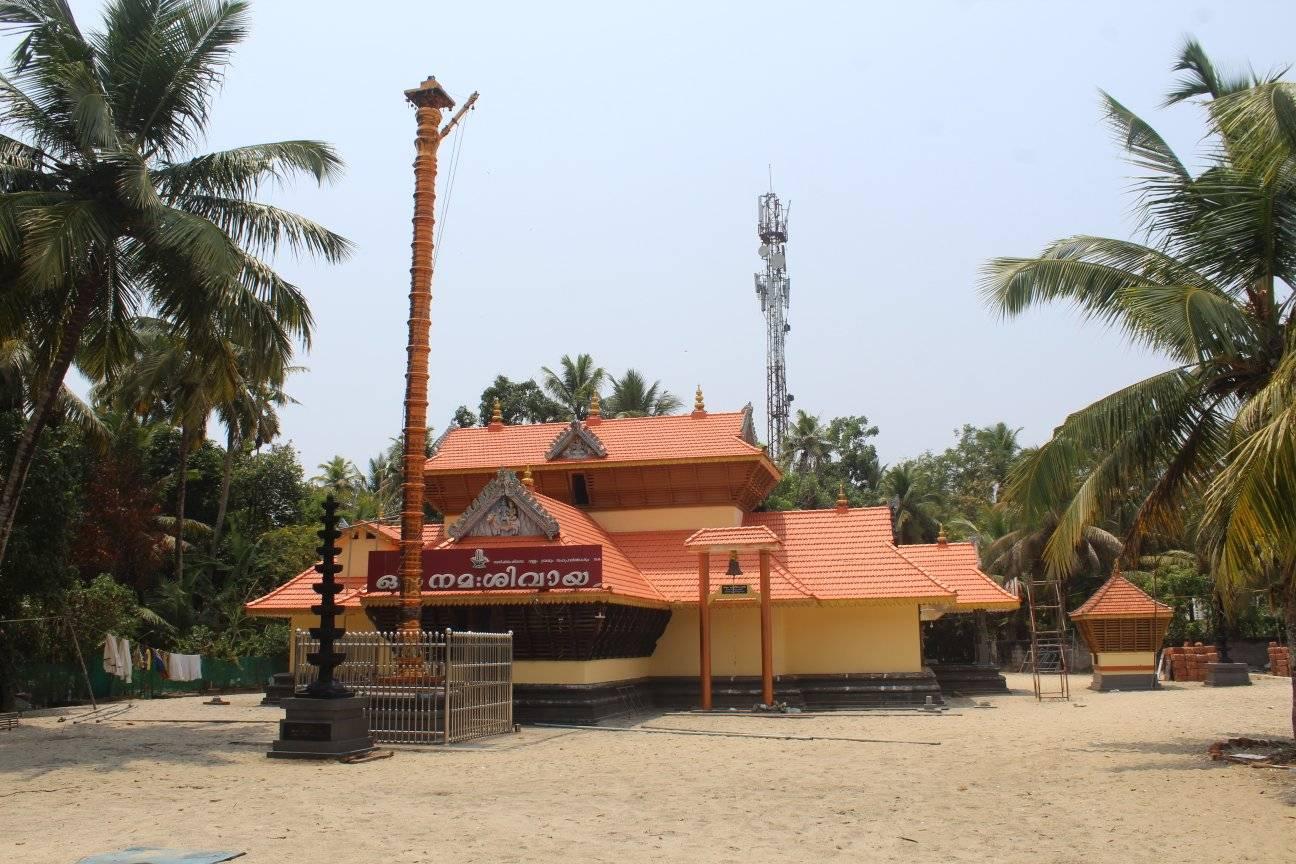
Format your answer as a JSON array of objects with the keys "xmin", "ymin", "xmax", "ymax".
[
  {"xmin": 267, "ymin": 695, "xmax": 376, "ymax": 759},
  {"xmin": 1091, "ymin": 670, "xmax": 1159, "ymax": 691},
  {"xmin": 929, "ymin": 663, "xmax": 1010, "ymax": 695},
  {"xmin": 1204, "ymin": 662, "xmax": 1252, "ymax": 687},
  {"xmin": 514, "ymin": 670, "xmax": 944, "ymax": 725},
  {"xmin": 260, "ymin": 672, "xmax": 295, "ymax": 706}
]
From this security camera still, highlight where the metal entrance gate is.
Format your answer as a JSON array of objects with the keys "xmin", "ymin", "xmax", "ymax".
[{"xmin": 293, "ymin": 629, "xmax": 512, "ymax": 744}]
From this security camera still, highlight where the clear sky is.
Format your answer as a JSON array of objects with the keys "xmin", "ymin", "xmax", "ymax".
[{"xmin": 39, "ymin": 1, "xmax": 1296, "ymax": 473}]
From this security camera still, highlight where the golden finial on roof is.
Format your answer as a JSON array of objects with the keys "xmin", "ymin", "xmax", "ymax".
[
  {"xmin": 937, "ymin": 523, "xmax": 948, "ymax": 546},
  {"xmin": 692, "ymin": 384, "xmax": 706, "ymax": 417},
  {"xmin": 489, "ymin": 397, "xmax": 503, "ymax": 426},
  {"xmin": 588, "ymin": 391, "xmax": 602, "ymax": 423},
  {"xmin": 836, "ymin": 482, "xmax": 849, "ymax": 511},
  {"xmin": 521, "ymin": 466, "xmax": 534, "ymax": 489}
]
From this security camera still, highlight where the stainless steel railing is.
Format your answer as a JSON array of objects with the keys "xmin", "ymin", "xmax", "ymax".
[{"xmin": 292, "ymin": 628, "xmax": 512, "ymax": 744}]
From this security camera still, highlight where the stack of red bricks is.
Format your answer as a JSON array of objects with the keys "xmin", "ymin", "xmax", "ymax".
[
  {"xmin": 1167, "ymin": 642, "xmax": 1219, "ymax": 682},
  {"xmin": 1268, "ymin": 642, "xmax": 1292, "ymax": 677}
]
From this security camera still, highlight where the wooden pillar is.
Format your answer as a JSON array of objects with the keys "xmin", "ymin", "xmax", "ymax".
[
  {"xmin": 398, "ymin": 78, "xmax": 454, "ymax": 645},
  {"xmin": 698, "ymin": 551, "xmax": 712, "ymax": 710},
  {"xmin": 759, "ymin": 549, "xmax": 773, "ymax": 706}
]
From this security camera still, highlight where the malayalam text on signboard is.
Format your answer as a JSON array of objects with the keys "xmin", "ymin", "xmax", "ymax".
[{"xmin": 366, "ymin": 545, "xmax": 603, "ymax": 593}]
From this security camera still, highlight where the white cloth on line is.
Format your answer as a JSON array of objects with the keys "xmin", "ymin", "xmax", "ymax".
[
  {"xmin": 102, "ymin": 633, "xmax": 120, "ymax": 677},
  {"xmin": 102, "ymin": 634, "xmax": 132, "ymax": 683},
  {"xmin": 167, "ymin": 652, "xmax": 202, "ymax": 682},
  {"xmin": 118, "ymin": 636, "xmax": 132, "ymax": 684}
]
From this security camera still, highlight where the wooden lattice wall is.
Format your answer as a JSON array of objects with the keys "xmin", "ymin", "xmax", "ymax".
[
  {"xmin": 1074, "ymin": 616, "xmax": 1172, "ymax": 653},
  {"xmin": 365, "ymin": 602, "xmax": 671, "ymax": 661}
]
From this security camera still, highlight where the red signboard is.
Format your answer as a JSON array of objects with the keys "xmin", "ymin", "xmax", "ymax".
[{"xmin": 366, "ymin": 545, "xmax": 603, "ymax": 593}]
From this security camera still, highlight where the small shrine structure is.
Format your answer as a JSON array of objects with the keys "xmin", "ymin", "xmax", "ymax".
[{"xmin": 1070, "ymin": 572, "xmax": 1171, "ymax": 691}]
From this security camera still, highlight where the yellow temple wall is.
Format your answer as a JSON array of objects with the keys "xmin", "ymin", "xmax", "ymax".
[
  {"xmin": 279, "ymin": 602, "xmax": 923, "ymax": 682},
  {"xmin": 336, "ymin": 529, "xmax": 397, "ymax": 587},
  {"xmin": 514, "ymin": 657, "xmax": 653, "ymax": 685},
  {"xmin": 1094, "ymin": 650, "xmax": 1156, "ymax": 669},
  {"xmin": 647, "ymin": 602, "xmax": 922, "ymax": 678},
  {"xmin": 782, "ymin": 604, "xmax": 921, "ymax": 673}
]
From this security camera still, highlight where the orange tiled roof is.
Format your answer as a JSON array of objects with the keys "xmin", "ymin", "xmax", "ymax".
[
  {"xmin": 249, "ymin": 507, "xmax": 998, "ymax": 612},
  {"xmin": 684, "ymin": 525, "xmax": 781, "ymax": 549},
  {"xmin": 615, "ymin": 508, "xmax": 956, "ymax": 604},
  {"xmin": 366, "ymin": 522, "xmax": 444, "ymax": 546},
  {"xmin": 745, "ymin": 509, "xmax": 955, "ymax": 602},
  {"xmin": 246, "ymin": 522, "xmax": 447, "ymax": 614},
  {"xmin": 246, "ymin": 566, "xmax": 366, "ymax": 614},
  {"xmin": 426, "ymin": 412, "xmax": 766, "ymax": 473},
  {"xmin": 1071, "ymin": 573, "xmax": 1172, "ymax": 619},
  {"xmin": 896, "ymin": 542, "xmax": 1020, "ymax": 611}
]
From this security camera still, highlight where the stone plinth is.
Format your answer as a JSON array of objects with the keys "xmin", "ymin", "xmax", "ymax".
[
  {"xmin": 267, "ymin": 695, "xmax": 375, "ymax": 760},
  {"xmin": 260, "ymin": 672, "xmax": 295, "ymax": 706},
  {"xmin": 1203, "ymin": 662, "xmax": 1251, "ymax": 687}
]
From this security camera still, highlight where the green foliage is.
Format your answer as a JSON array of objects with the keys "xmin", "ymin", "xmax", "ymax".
[
  {"xmin": 230, "ymin": 443, "xmax": 306, "ymax": 534},
  {"xmin": 64, "ymin": 574, "xmax": 155, "ymax": 653},
  {"xmin": 541, "ymin": 354, "xmax": 606, "ymax": 419},
  {"xmin": 478, "ymin": 374, "xmax": 566, "ymax": 425},
  {"xmin": 252, "ymin": 524, "xmax": 319, "ymax": 597},
  {"xmin": 764, "ymin": 412, "xmax": 883, "ymax": 511},
  {"xmin": 603, "ymin": 369, "xmax": 681, "ymax": 417},
  {"xmin": 0, "ymin": 411, "xmax": 83, "ymax": 607},
  {"xmin": 144, "ymin": 426, "xmax": 225, "ymax": 527}
]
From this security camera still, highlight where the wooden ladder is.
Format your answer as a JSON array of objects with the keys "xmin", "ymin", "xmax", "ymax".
[{"xmin": 1025, "ymin": 577, "xmax": 1071, "ymax": 701}]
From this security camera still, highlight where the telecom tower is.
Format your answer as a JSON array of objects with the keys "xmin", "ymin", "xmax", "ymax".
[{"xmin": 754, "ymin": 191, "xmax": 792, "ymax": 458}]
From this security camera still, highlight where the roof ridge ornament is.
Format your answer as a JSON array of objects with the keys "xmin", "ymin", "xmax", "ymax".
[
  {"xmin": 587, "ymin": 392, "xmax": 602, "ymax": 425},
  {"xmin": 836, "ymin": 482, "xmax": 849, "ymax": 513},
  {"xmin": 739, "ymin": 402, "xmax": 757, "ymax": 445},
  {"xmin": 545, "ymin": 419, "xmax": 608, "ymax": 461},
  {"xmin": 447, "ymin": 468, "xmax": 560, "ymax": 541},
  {"xmin": 692, "ymin": 385, "xmax": 706, "ymax": 418},
  {"xmin": 488, "ymin": 397, "xmax": 504, "ymax": 430}
]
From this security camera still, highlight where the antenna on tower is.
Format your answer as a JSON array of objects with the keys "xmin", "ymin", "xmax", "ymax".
[{"xmin": 754, "ymin": 187, "xmax": 791, "ymax": 459}]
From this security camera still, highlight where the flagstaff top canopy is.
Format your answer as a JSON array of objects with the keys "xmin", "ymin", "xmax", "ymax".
[{"xmin": 405, "ymin": 76, "xmax": 456, "ymax": 109}]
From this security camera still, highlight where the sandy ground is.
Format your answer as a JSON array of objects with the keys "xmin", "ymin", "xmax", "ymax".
[{"xmin": 2, "ymin": 673, "xmax": 1293, "ymax": 864}]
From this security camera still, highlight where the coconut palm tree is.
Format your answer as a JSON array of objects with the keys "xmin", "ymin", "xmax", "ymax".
[
  {"xmin": 540, "ymin": 354, "xmax": 605, "ymax": 419},
  {"xmin": 101, "ymin": 319, "xmax": 243, "ymax": 582},
  {"xmin": 314, "ymin": 456, "xmax": 362, "ymax": 502},
  {"xmin": 982, "ymin": 40, "xmax": 1296, "ymax": 732},
  {"xmin": 211, "ymin": 360, "xmax": 296, "ymax": 549},
  {"xmin": 782, "ymin": 410, "xmax": 832, "ymax": 473},
  {"xmin": 602, "ymin": 369, "xmax": 681, "ymax": 418},
  {"xmin": 0, "ymin": 1, "xmax": 350, "ymax": 572},
  {"xmin": 881, "ymin": 461, "xmax": 941, "ymax": 544}
]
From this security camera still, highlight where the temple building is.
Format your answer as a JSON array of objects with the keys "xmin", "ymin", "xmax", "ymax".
[{"xmin": 248, "ymin": 396, "xmax": 1017, "ymax": 721}]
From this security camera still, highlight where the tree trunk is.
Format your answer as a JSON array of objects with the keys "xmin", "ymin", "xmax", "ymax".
[
  {"xmin": 974, "ymin": 609, "xmax": 992, "ymax": 665},
  {"xmin": 0, "ymin": 280, "xmax": 98, "ymax": 573},
  {"xmin": 174, "ymin": 427, "xmax": 190, "ymax": 582},
  {"xmin": 212, "ymin": 425, "xmax": 237, "ymax": 551},
  {"xmin": 1285, "ymin": 591, "xmax": 1295, "ymax": 740}
]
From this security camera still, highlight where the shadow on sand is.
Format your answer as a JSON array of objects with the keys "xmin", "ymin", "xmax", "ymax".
[{"xmin": 0, "ymin": 710, "xmax": 277, "ymax": 781}]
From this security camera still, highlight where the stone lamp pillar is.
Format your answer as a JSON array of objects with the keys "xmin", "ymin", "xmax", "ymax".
[{"xmin": 268, "ymin": 496, "xmax": 376, "ymax": 759}]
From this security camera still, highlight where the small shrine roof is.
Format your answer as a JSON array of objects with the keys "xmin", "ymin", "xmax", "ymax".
[
  {"xmin": 1070, "ymin": 573, "xmax": 1172, "ymax": 619},
  {"xmin": 683, "ymin": 525, "xmax": 781, "ymax": 550}
]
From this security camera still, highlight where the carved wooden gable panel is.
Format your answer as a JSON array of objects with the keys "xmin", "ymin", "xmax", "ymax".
[
  {"xmin": 545, "ymin": 420, "xmax": 607, "ymax": 461},
  {"xmin": 448, "ymin": 468, "xmax": 561, "ymax": 541}
]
